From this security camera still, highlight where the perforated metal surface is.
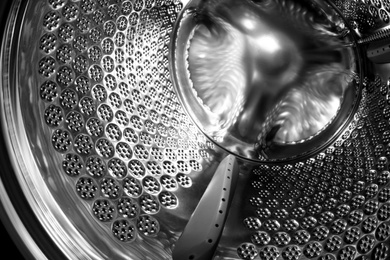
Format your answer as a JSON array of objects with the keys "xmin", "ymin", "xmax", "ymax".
[
  {"xmin": 35, "ymin": 0, "xmax": 221, "ymax": 249},
  {"xmin": 2, "ymin": 0, "xmax": 390, "ymax": 259},
  {"xmin": 335, "ymin": 0, "xmax": 390, "ymax": 34}
]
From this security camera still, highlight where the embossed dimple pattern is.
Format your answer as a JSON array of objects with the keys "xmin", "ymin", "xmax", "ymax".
[
  {"xmin": 239, "ymin": 77, "xmax": 390, "ymax": 260},
  {"xmin": 37, "ymin": 0, "xmax": 206, "ymax": 244},
  {"xmin": 335, "ymin": 0, "xmax": 390, "ymax": 34},
  {"xmin": 37, "ymin": 0, "xmax": 390, "ymax": 258},
  {"xmin": 111, "ymin": 219, "xmax": 136, "ymax": 242}
]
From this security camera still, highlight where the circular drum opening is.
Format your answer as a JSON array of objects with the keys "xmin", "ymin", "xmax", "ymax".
[
  {"xmin": 2, "ymin": 0, "xmax": 390, "ymax": 260},
  {"xmin": 172, "ymin": 0, "xmax": 364, "ymax": 161}
]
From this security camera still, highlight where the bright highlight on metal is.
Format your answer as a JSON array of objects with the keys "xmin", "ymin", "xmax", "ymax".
[
  {"xmin": 0, "ymin": 0, "xmax": 390, "ymax": 260},
  {"xmin": 172, "ymin": 0, "xmax": 360, "ymax": 161}
]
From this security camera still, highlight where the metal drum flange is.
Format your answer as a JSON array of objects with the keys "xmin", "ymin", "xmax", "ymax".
[{"xmin": 1, "ymin": 0, "xmax": 390, "ymax": 260}]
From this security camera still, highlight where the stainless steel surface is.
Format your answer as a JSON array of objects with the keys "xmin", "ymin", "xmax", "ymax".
[
  {"xmin": 1, "ymin": 0, "xmax": 390, "ymax": 260},
  {"xmin": 172, "ymin": 0, "xmax": 360, "ymax": 161},
  {"xmin": 3, "ymin": 0, "xmax": 222, "ymax": 259}
]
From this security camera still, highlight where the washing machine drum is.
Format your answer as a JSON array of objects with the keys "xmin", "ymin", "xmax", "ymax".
[{"xmin": 1, "ymin": 0, "xmax": 390, "ymax": 259}]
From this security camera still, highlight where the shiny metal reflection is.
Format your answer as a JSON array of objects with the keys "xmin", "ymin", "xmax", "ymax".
[
  {"xmin": 1, "ymin": 0, "xmax": 390, "ymax": 260},
  {"xmin": 172, "ymin": 0, "xmax": 361, "ymax": 161}
]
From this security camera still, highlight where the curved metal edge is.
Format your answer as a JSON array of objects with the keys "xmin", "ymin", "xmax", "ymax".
[
  {"xmin": 0, "ymin": 1, "xmax": 67, "ymax": 259},
  {"xmin": 170, "ymin": 0, "xmax": 366, "ymax": 164},
  {"xmin": 0, "ymin": 170, "xmax": 48, "ymax": 260}
]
